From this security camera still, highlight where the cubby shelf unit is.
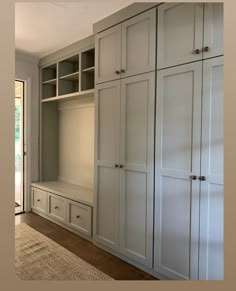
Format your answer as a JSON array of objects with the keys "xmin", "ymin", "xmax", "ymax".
[{"xmin": 41, "ymin": 48, "xmax": 95, "ymax": 101}]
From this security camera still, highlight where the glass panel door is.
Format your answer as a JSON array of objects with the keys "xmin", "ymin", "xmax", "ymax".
[{"xmin": 15, "ymin": 81, "xmax": 24, "ymax": 214}]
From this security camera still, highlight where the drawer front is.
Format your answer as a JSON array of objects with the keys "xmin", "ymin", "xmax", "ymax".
[
  {"xmin": 31, "ymin": 187, "xmax": 47, "ymax": 214},
  {"xmin": 48, "ymin": 193, "xmax": 67, "ymax": 223},
  {"xmin": 68, "ymin": 201, "xmax": 92, "ymax": 236}
]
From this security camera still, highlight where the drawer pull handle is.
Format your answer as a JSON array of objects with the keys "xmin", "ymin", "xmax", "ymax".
[
  {"xmin": 54, "ymin": 206, "xmax": 58, "ymax": 209},
  {"xmin": 76, "ymin": 215, "xmax": 80, "ymax": 219},
  {"xmin": 37, "ymin": 199, "xmax": 40, "ymax": 202}
]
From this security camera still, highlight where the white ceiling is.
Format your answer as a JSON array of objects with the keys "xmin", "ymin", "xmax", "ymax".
[{"xmin": 15, "ymin": 1, "xmax": 135, "ymax": 59}]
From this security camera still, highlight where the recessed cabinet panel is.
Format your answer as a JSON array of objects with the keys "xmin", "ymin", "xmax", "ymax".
[
  {"xmin": 203, "ymin": 3, "xmax": 224, "ymax": 59},
  {"xmin": 159, "ymin": 177, "xmax": 191, "ymax": 279},
  {"xmin": 95, "ymin": 166, "xmax": 119, "ymax": 250},
  {"xmin": 95, "ymin": 24, "xmax": 121, "ymax": 84},
  {"xmin": 121, "ymin": 8, "xmax": 156, "ymax": 77},
  {"xmin": 199, "ymin": 57, "xmax": 224, "ymax": 280},
  {"xmin": 96, "ymin": 81, "xmax": 120, "ymax": 162},
  {"xmin": 162, "ymin": 70, "xmax": 194, "ymax": 171},
  {"xmin": 157, "ymin": 3, "xmax": 203, "ymax": 69}
]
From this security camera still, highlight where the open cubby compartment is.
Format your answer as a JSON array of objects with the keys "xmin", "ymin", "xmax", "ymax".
[
  {"xmin": 81, "ymin": 48, "xmax": 95, "ymax": 71},
  {"xmin": 81, "ymin": 70, "xmax": 95, "ymax": 91},
  {"xmin": 58, "ymin": 78, "xmax": 79, "ymax": 96},
  {"xmin": 42, "ymin": 83, "xmax": 57, "ymax": 99},
  {"xmin": 59, "ymin": 55, "xmax": 79, "ymax": 77},
  {"xmin": 42, "ymin": 63, "xmax": 57, "ymax": 82}
]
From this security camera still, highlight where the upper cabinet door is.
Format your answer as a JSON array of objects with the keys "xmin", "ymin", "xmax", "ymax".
[
  {"xmin": 95, "ymin": 24, "xmax": 121, "ymax": 84},
  {"xmin": 199, "ymin": 57, "xmax": 224, "ymax": 280},
  {"xmin": 157, "ymin": 3, "xmax": 203, "ymax": 69},
  {"xmin": 203, "ymin": 3, "xmax": 224, "ymax": 59},
  {"xmin": 121, "ymin": 8, "xmax": 156, "ymax": 78}
]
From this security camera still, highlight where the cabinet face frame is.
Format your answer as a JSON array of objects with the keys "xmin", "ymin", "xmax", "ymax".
[
  {"xmin": 121, "ymin": 8, "xmax": 156, "ymax": 78},
  {"xmin": 154, "ymin": 62, "xmax": 202, "ymax": 280},
  {"xmin": 157, "ymin": 2, "xmax": 203, "ymax": 69},
  {"xmin": 93, "ymin": 80, "xmax": 121, "ymax": 250},
  {"xmin": 95, "ymin": 24, "xmax": 122, "ymax": 84}
]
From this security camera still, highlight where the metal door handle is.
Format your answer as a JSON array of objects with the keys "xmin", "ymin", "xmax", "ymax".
[
  {"xmin": 199, "ymin": 176, "xmax": 206, "ymax": 181},
  {"xmin": 54, "ymin": 206, "xmax": 58, "ymax": 209},
  {"xmin": 189, "ymin": 175, "xmax": 197, "ymax": 180},
  {"xmin": 119, "ymin": 165, "xmax": 123, "ymax": 168},
  {"xmin": 204, "ymin": 46, "xmax": 209, "ymax": 52},
  {"xmin": 121, "ymin": 69, "xmax": 125, "ymax": 73},
  {"xmin": 76, "ymin": 215, "xmax": 80, "ymax": 219},
  {"xmin": 115, "ymin": 70, "xmax": 120, "ymax": 74},
  {"xmin": 194, "ymin": 49, "xmax": 201, "ymax": 54},
  {"xmin": 115, "ymin": 164, "xmax": 119, "ymax": 168},
  {"xmin": 37, "ymin": 199, "xmax": 40, "ymax": 202}
]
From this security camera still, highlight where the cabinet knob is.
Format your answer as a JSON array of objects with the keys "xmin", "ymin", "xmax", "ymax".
[
  {"xmin": 121, "ymin": 69, "xmax": 125, "ymax": 73},
  {"xmin": 194, "ymin": 49, "xmax": 201, "ymax": 54},
  {"xmin": 189, "ymin": 175, "xmax": 197, "ymax": 180},
  {"xmin": 115, "ymin": 70, "xmax": 120, "ymax": 74},
  {"xmin": 37, "ymin": 199, "xmax": 40, "ymax": 202},
  {"xmin": 54, "ymin": 206, "xmax": 58, "ymax": 209},
  {"xmin": 115, "ymin": 164, "xmax": 119, "ymax": 168},
  {"xmin": 204, "ymin": 46, "xmax": 209, "ymax": 52},
  {"xmin": 199, "ymin": 176, "xmax": 207, "ymax": 181},
  {"xmin": 76, "ymin": 215, "xmax": 80, "ymax": 219},
  {"xmin": 119, "ymin": 165, "xmax": 124, "ymax": 168}
]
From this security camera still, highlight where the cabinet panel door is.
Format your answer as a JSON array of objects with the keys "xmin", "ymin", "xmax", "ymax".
[
  {"xmin": 154, "ymin": 62, "xmax": 202, "ymax": 279},
  {"xmin": 119, "ymin": 73, "xmax": 155, "ymax": 267},
  {"xmin": 93, "ymin": 81, "xmax": 120, "ymax": 250},
  {"xmin": 95, "ymin": 24, "xmax": 121, "ymax": 84},
  {"xmin": 203, "ymin": 3, "xmax": 224, "ymax": 59},
  {"xmin": 157, "ymin": 3, "xmax": 203, "ymax": 69},
  {"xmin": 199, "ymin": 57, "xmax": 224, "ymax": 280},
  {"xmin": 121, "ymin": 8, "xmax": 156, "ymax": 78}
]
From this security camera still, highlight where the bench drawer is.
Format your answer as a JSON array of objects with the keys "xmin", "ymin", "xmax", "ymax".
[
  {"xmin": 48, "ymin": 193, "xmax": 67, "ymax": 223},
  {"xmin": 31, "ymin": 187, "xmax": 47, "ymax": 214}
]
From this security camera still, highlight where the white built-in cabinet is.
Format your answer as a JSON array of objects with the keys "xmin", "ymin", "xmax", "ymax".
[
  {"xmin": 95, "ymin": 8, "xmax": 156, "ymax": 84},
  {"xmin": 157, "ymin": 2, "xmax": 223, "ymax": 69},
  {"xmin": 94, "ymin": 72, "xmax": 155, "ymax": 267},
  {"xmin": 154, "ymin": 57, "xmax": 224, "ymax": 280}
]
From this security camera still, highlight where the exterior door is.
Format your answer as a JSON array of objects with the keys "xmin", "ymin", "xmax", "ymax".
[
  {"xmin": 199, "ymin": 56, "xmax": 224, "ymax": 280},
  {"xmin": 119, "ymin": 72, "xmax": 155, "ymax": 267},
  {"xmin": 157, "ymin": 3, "xmax": 203, "ymax": 69},
  {"xmin": 93, "ymin": 80, "xmax": 120, "ymax": 250},
  {"xmin": 95, "ymin": 24, "xmax": 121, "ymax": 84},
  {"xmin": 154, "ymin": 62, "xmax": 202, "ymax": 279},
  {"xmin": 203, "ymin": 3, "xmax": 224, "ymax": 59},
  {"xmin": 121, "ymin": 8, "xmax": 156, "ymax": 78}
]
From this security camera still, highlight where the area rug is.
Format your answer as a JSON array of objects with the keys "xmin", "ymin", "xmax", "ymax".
[{"xmin": 15, "ymin": 223, "xmax": 113, "ymax": 280}]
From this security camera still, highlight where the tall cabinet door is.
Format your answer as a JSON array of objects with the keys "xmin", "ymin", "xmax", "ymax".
[
  {"xmin": 95, "ymin": 24, "xmax": 121, "ymax": 84},
  {"xmin": 121, "ymin": 8, "xmax": 156, "ymax": 78},
  {"xmin": 154, "ymin": 62, "xmax": 202, "ymax": 279},
  {"xmin": 157, "ymin": 3, "xmax": 203, "ymax": 69},
  {"xmin": 199, "ymin": 57, "xmax": 224, "ymax": 280},
  {"xmin": 93, "ymin": 80, "xmax": 120, "ymax": 250},
  {"xmin": 119, "ymin": 72, "xmax": 155, "ymax": 267},
  {"xmin": 203, "ymin": 3, "xmax": 224, "ymax": 59}
]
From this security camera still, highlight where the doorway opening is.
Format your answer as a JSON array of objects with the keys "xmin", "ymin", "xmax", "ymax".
[{"xmin": 15, "ymin": 80, "xmax": 25, "ymax": 214}]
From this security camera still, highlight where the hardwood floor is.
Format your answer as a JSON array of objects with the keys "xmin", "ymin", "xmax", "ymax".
[{"xmin": 15, "ymin": 212, "xmax": 158, "ymax": 280}]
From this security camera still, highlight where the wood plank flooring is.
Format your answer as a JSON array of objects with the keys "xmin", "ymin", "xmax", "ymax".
[{"xmin": 15, "ymin": 212, "xmax": 158, "ymax": 280}]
